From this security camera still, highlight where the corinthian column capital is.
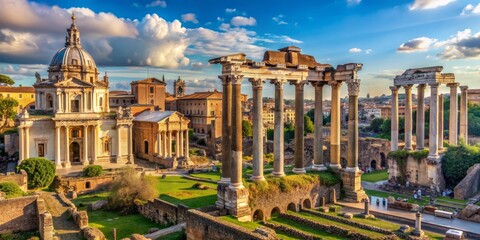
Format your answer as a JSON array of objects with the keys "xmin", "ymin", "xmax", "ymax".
[
  {"xmin": 347, "ymin": 79, "xmax": 361, "ymax": 96},
  {"xmin": 219, "ymin": 75, "xmax": 232, "ymax": 85},
  {"xmin": 230, "ymin": 75, "xmax": 244, "ymax": 85},
  {"xmin": 248, "ymin": 78, "xmax": 265, "ymax": 89},
  {"xmin": 310, "ymin": 80, "xmax": 327, "ymax": 88},
  {"xmin": 329, "ymin": 80, "xmax": 343, "ymax": 88}
]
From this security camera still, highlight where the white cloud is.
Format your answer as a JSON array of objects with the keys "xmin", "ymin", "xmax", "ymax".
[
  {"xmin": 347, "ymin": 0, "xmax": 362, "ymax": 6},
  {"xmin": 349, "ymin": 48, "xmax": 362, "ymax": 53},
  {"xmin": 146, "ymin": 0, "xmax": 167, "ymax": 8},
  {"xmin": 435, "ymin": 29, "xmax": 480, "ymax": 60},
  {"xmin": 219, "ymin": 23, "xmax": 231, "ymax": 31},
  {"xmin": 216, "ymin": 17, "xmax": 224, "ymax": 22},
  {"xmin": 230, "ymin": 16, "xmax": 257, "ymax": 27},
  {"xmin": 409, "ymin": 0, "xmax": 455, "ymax": 10},
  {"xmin": 225, "ymin": 8, "xmax": 236, "ymax": 13},
  {"xmin": 365, "ymin": 49, "xmax": 373, "ymax": 54},
  {"xmin": 181, "ymin": 13, "xmax": 199, "ymax": 24},
  {"xmin": 461, "ymin": 3, "xmax": 480, "ymax": 15},
  {"xmin": 190, "ymin": 61, "xmax": 210, "ymax": 69},
  {"xmin": 397, "ymin": 37, "xmax": 437, "ymax": 52},
  {"xmin": 272, "ymin": 14, "xmax": 288, "ymax": 25}
]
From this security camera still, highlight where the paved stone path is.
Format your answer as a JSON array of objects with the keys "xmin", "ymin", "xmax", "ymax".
[{"xmin": 39, "ymin": 191, "xmax": 82, "ymax": 240}]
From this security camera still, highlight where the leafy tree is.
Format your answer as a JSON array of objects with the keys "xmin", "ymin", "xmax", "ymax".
[
  {"xmin": 442, "ymin": 144, "xmax": 480, "ymax": 188},
  {"xmin": 323, "ymin": 113, "xmax": 331, "ymax": 125},
  {"xmin": 306, "ymin": 109, "xmax": 315, "ymax": 121},
  {"xmin": 19, "ymin": 157, "xmax": 56, "ymax": 189},
  {"xmin": 108, "ymin": 167, "xmax": 157, "ymax": 212},
  {"xmin": 368, "ymin": 118, "xmax": 385, "ymax": 134},
  {"xmin": 242, "ymin": 120, "xmax": 253, "ymax": 137},
  {"xmin": 306, "ymin": 109, "xmax": 331, "ymax": 125},
  {"xmin": 0, "ymin": 74, "xmax": 15, "ymax": 86},
  {"xmin": 0, "ymin": 182, "xmax": 26, "ymax": 198},
  {"xmin": 0, "ymin": 96, "xmax": 19, "ymax": 133},
  {"xmin": 304, "ymin": 115, "xmax": 314, "ymax": 134},
  {"xmin": 284, "ymin": 122, "xmax": 295, "ymax": 143},
  {"xmin": 83, "ymin": 165, "xmax": 103, "ymax": 177},
  {"xmin": 267, "ymin": 128, "xmax": 274, "ymax": 141}
]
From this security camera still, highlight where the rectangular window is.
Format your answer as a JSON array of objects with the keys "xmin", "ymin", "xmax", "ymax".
[
  {"xmin": 150, "ymin": 87, "xmax": 154, "ymax": 93},
  {"xmin": 38, "ymin": 143, "xmax": 45, "ymax": 157},
  {"xmin": 31, "ymin": 94, "xmax": 34, "ymax": 98}
]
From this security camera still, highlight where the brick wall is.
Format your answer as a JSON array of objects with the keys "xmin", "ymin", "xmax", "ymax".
[
  {"xmin": 0, "ymin": 195, "xmax": 39, "ymax": 234},
  {"xmin": 136, "ymin": 198, "xmax": 189, "ymax": 225},
  {"xmin": 0, "ymin": 170, "xmax": 28, "ymax": 192},
  {"xmin": 53, "ymin": 175, "xmax": 116, "ymax": 195}
]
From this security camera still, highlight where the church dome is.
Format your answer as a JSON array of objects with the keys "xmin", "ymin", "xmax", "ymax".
[{"xmin": 50, "ymin": 46, "xmax": 96, "ymax": 68}]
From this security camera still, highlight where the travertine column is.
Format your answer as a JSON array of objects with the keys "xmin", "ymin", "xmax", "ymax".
[
  {"xmin": 250, "ymin": 78, "xmax": 265, "ymax": 181},
  {"xmin": 83, "ymin": 125, "xmax": 88, "ymax": 164},
  {"xmin": 230, "ymin": 75, "xmax": 245, "ymax": 189},
  {"xmin": 460, "ymin": 86, "xmax": 469, "ymax": 143},
  {"xmin": 176, "ymin": 130, "xmax": 180, "ymax": 157},
  {"xmin": 272, "ymin": 79, "xmax": 286, "ymax": 177},
  {"xmin": 347, "ymin": 79, "xmax": 360, "ymax": 172},
  {"xmin": 184, "ymin": 130, "xmax": 189, "ymax": 159},
  {"xmin": 55, "ymin": 126, "xmax": 61, "ymax": 167},
  {"xmin": 24, "ymin": 127, "xmax": 30, "ymax": 159},
  {"xmin": 163, "ymin": 131, "xmax": 167, "ymax": 157},
  {"xmin": 404, "ymin": 85, "xmax": 413, "ymax": 150},
  {"xmin": 92, "ymin": 124, "xmax": 98, "ymax": 164},
  {"xmin": 312, "ymin": 82, "xmax": 326, "ymax": 171},
  {"xmin": 292, "ymin": 80, "xmax": 307, "ymax": 174},
  {"xmin": 157, "ymin": 132, "xmax": 162, "ymax": 156},
  {"xmin": 18, "ymin": 127, "xmax": 24, "ymax": 161},
  {"xmin": 220, "ymin": 76, "xmax": 232, "ymax": 183},
  {"xmin": 128, "ymin": 124, "xmax": 133, "ymax": 162},
  {"xmin": 448, "ymin": 83, "xmax": 459, "ymax": 145},
  {"xmin": 412, "ymin": 212, "xmax": 424, "ymax": 236},
  {"xmin": 168, "ymin": 131, "xmax": 172, "ymax": 157},
  {"xmin": 390, "ymin": 86, "xmax": 399, "ymax": 151},
  {"xmin": 416, "ymin": 84, "xmax": 425, "ymax": 150},
  {"xmin": 116, "ymin": 125, "xmax": 122, "ymax": 162},
  {"xmin": 428, "ymin": 83, "xmax": 439, "ymax": 160},
  {"xmin": 65, "ymin": 127, "xmax": 70, "ymax": 167},
  {"xmin": 438, "ymin": 94, "xmax": 444, "ymax": 151},
  {"xmin": 330, "ymin": 81, "xmax": 342, "ymax": 169}
]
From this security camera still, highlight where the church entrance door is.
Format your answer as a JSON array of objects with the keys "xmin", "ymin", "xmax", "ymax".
[{"xmin": 70, "ymin": 142, "xmax": 81, "ymax": 163}]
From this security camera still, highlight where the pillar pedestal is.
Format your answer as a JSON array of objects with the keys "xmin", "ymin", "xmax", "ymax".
[
  {"xmin": 225, "ymin": 186, "xmax": 251, "ymax": 222},
  {"xmin": 341, "ymin": 169, "xmax": 367, "ymax": 203}
]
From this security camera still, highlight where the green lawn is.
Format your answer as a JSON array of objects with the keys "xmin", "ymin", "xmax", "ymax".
[
  {"xmin": 155, "ymin": 176, "xmax": 217, "ymax": 208},
  {"xmin": 365, "ymin": 189, "xmax": 429, "ymax": 205},
  {"xmin": 219, "ymin": 216, "xmax": 298, "ymax": 240},
  {"xmin": 190, "ymin": 172, "xmax": 221, "ymax": 181},
  {"xmin": 269, "ymin": 217, "xmax": 345, "ymax": 240},
  {"xmin": 361, "ymin": 169, "xmax": 388, "ymax": 182}
]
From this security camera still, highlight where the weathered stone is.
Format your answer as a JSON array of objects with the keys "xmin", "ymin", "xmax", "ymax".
[
  {"xmin": 73, "ymin": 210, "xmax": 89, "ymax": 229},
  {"xmin": 457, "ymin": 204, "xmax": 480, "ymax": 223},
  {"xmin": 399, "ymin": 225, "xmax": 410, "ymax": 233},
  {"xmin": 90, "ymin": 200, "xmax": 108, "ymax": 211},
  {"xmin": 0, "ymin": 191, "xmax": 5, "ymax": 200},
  {"xmin": 148, "ymin": 228, "xmax": 160, "ymax": 234},
  {"xmin": 67, "ymin": 190, "xmax": 77, "ymax": 199},
  {"xmin": 130, "ymin": 234, "xmax": 148, "ymax": 240},
  {"xmin": 83, "ymin": 227, "xmax": 106, "ymax": 240},
  {"xmin": 343, "ymin": 213, "xmax": 353, "ymax": 219},
  {"xmin": 253, "ymin": 226, "xmax": 276, "ymax": 238},
  {"xmin": 0, "ymin": 196, "xmax": 39, "ymax": 234},
  {"xmin": 454, "ymin": 164, "xmax": 480, "ymax": 200}
]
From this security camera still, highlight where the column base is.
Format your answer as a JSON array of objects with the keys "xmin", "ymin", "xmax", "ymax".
[
  {"xmin": 225, "ymin": 186, "xmax": 251, "ymax": 222},
  {"xmin": 55, "ymin": 164, "xmax": 63, "ymax": 169},
  {"xmin": 427, "ymin": 154, "xmax": 439, "ymax": 163},
  {"xmin": 127, "ymin": 154, "xmax": 134, "ymax": 164},
  {"xmin": 415, "ymin": 147, "xmax": 424, "ymax": 151},
  {"xmin": 229, "ymin": 182, "xmax": 245, "ymax": 190},
  {"xmin": 329, "ymin": 164, "xmax": 341, "ymax": 170},
  {"xmin": 292, "ymin": 168, "xmax": 306, "ymax": 174},
  {"xmin": 216, "ymin": 182, "xmax": 229, "ymax": 209},
  {"xmin": 272, "ymin": 171, "xmax": 286, "ymax": 177},
  {"xmin": 64, "ymin": 162, "xmax": 71, "ymax": 168},
  {"xmin": 411, "ymin": 230, "xmax": 424, "ymax": 237},
  {"xmin": 312, "ymin": 164, "xmax": 327, "ymax": 171},
  {"xmin": 250, "ymin": 175, "xmax": 265, "ymax": 181},
  {"xmin": 341, "ymin": 170, "xmax": 367, "ymax": 203},
  {"xmin": 345, "ymin": 167, "xmax": 360, "ymax": 173},
  {"xmin": 81, "ymin": 160, "xmax": 89, "ymax": 166},
  {"xmin": 219, "ymin": 177, "xmax": 231, "ymax": 184}
]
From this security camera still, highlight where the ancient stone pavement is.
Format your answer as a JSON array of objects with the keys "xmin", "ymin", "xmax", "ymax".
[{"xmin": 38, "ymin": 191, "xmax": 81, "ymax": 240}]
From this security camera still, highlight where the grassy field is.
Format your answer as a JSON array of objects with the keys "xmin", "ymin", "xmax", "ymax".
[
  {"xmin": 155, "ymin": 175, "xmax": 217, "ymax": 208},
  {"xmin": 269, "ymin": 217, "xmax": 346, "ymax": 240},
  {"xmin": 190, "ymin": 171, "xmax": 221, "ymax": 181},
  {"xmin": 361, "ymin": 169, "xmax": 388, "ymax": 182},
  {"xmin": 219, "ymin": 216, "xmax": 298, "ymax": 240}
]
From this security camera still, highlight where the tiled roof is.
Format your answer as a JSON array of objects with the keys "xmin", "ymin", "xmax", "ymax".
[
  {"xmin": 131, "ymin": 77, "xmax": 166, "ymax": 85},
  {"xmin": 178, "ymin": 90, "xmax": 222, "ymax": 100},
  {"xmin": 110, "ymin": 90, "xmax": 130, "ymax": 95},
  {"xmin": 0, "ymin": 86, "xmax": 35, "ymax": 93}
]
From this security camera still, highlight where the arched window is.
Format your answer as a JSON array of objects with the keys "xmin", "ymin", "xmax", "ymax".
[{"xmin": 144, "ymin": 140, "xmax": 149, "ymax": 154}]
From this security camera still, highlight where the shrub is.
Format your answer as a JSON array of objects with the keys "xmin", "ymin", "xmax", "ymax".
[
  {"xmin": 0, "ymin": 182, "xmax": 26, "ymax": 198},
  {"xmin": 83, "ymin": 165, "xmax": 103, "ymax": 177},
  {"xmin": 19, "ymin": 157, "xmax": 55, "ymax": 189},
  {"xmin": 442, "ymin": 144, "xmax": 480, "ymax": 188}
]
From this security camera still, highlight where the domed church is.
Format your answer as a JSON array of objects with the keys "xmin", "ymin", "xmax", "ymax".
[{"xmin": 17, "ymin": 14, "xmax": 134, "ymax": 168}]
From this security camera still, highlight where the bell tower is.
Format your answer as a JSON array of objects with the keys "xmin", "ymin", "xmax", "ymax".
[{"xmin": 174, "ymin": 76, "xmax": 186, "ymax": 98}]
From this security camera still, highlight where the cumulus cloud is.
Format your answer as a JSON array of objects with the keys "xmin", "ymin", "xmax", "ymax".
[
  {"xmin": 435, "ymin": 29, "xmax": 480, "ymax": 60},
  {"xmin": 272, "ymin": 14, "xmax": 287, "ymax": 25},
  {"xmin": 186, "ymin": 78, "xmax": 222, "ymax": 93},
  {"xmin": 347, "ymin": 0, "xmax": 362, "ymax": 6},
  {"xmin": 181, "ymin": 13, "xmax": 198, "ymax": 24},
  {"xmin": 461, "ymin": 3, "xmax": 480, "ymax": 15},
  {"xmin": 109, "ymin": 81, "xmax": 131, "ymax": 91},
  {"xmin": 349, "ymin": 48, "xmax": 362, "ymax": 53},
  {"xmin": 409, "ymin": 0, "xmax": 455, "ymax": 10},
  {"xmin": 230, "ymin": 16, "xmax": 256, "ymax": 27},
  {"xmin": 146, "ymin": 0, "xmax": 167, "ymax": 8},
  {"xmin": 397, "ymin": 37, "xmax": 437, "ymax": 52},
  {"xmin": 225, "ymin": 8, "xmax": 236, "ymax": 13}
]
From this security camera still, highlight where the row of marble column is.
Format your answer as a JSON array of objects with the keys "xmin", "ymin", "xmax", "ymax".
[
  {"xmin": 390, "ymin": 83, "xmax": 469, "ymax": 159},
  {"xmin": 155, "ymin": 130, "xmax": 190, "ymax": 159},
  {"xmin": 220, "ymin": 75, "xmax": 362, "ymax": 189}
]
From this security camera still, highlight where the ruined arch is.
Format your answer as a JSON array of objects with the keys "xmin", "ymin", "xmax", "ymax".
[
  {"xmin": 370, "ymin": 160, "xmax": 377, "ymax": 170},
  {"xmin": 252, "ymin": 209, "xmax": 264, "ymax": 221},
  {"xmin": 271, "ymin": 207, "xmax": 281, "ymax": 218},
  {"xmin": 303, "ymin": 199, "xmax": 312, "ymax": 209},
  {"xmin": 287, "ymin": 202, "xmax": 297, "ymax": 212}
]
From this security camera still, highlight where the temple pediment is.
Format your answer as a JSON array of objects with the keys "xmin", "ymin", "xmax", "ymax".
[{"xmin": 54, "ymin": 78, "xmax": 94, "ymax": 88}]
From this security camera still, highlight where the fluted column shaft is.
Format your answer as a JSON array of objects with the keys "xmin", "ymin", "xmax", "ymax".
[
  {"xmin": 448, "ymin": 83, "xmax": 459, "ymax": 145},
  {"xmin": 24, "ymin": 127, "xmax": 29, "ymax": 159},
  {"xmin": 292, "ymin": 81, "xmax": 306, "ymax": 174},
  {"xmin": 428, "ymin": 83, "xmax": 439, "ymax": 160},
  {"xmin": 184, "ymin": 130, "xmax": 189, "ymax": 159},
  {"xmin": 18, "ymin": 127, "xmax": 24, "ymax": 161},
  {"xmin": 438, "ymin": 94, "xmax": 444, "ymax": 151},
  {"xmin": 92, "ymin": 125, "xmax": 98, "ymax": 163},
  {"xmin": 416, "ymin": 84, "xmax": 425, "ymax": 150},
  {"xmin": 230, "ymin": 75, "xmax": 244, "ymax": 189},
  {"xmin": 404, "ymin": 85, "xmax": 413, "ymax": 150},
  {"xmin": 168, "ymin": 131, "xmax": 172, "ymax": 157},
  {"xmin": 460, "ymin": 86, "xmax": 469, "ymax": 143},
  {"xmin": 390, "ymin": 86, "xmax": 399, "ymax": 151},
  {"xmin": 330, "ymin": 81, "xmax": 342, "ymax": 169},
  {"xmin": 250, "ymin": 78, "xmax": 265, "ymax": 181},
  {"xmin": 220, "ymin": 76, "xmax": 232, "ymax": 183},
  {"xmin": 312, "ymin": 82, "xmax": 326, "ymax": 171},
  {"xmin": 272, "ymin": 79, "xmax": 285, "ymax": 177},
  {"xmin": 347, "ymin": 79, "xmax": 360, "ymax": 171}
]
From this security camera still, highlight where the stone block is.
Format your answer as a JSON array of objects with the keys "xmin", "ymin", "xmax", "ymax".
[
  {"xmin": 445, "ymin": 229, "xmax": 464, "ymax": 239},
  {"xmin": 341, "ymin": 170, "xmax": 367, "ymax": 203},
  {"xmin": 253, "ymin": 226, "xmax": 276, "ymax": 238},
  {"xmin": 398, "ymin": 225, "xmax": 410, "ymax": 233},
  {"xmin": 82, "ymin": 227, "xmax": 106, "ymax": 240},
  {"xmin": 320, "ymin": 207, "xmax": 329, "ymax": 213},
  {"xmin": 90, "ymin": 200, "xmax": 108, "ymax": 211},
  {"xmin": 130, "ymin": 234, "xmax": 148, "ymax": 240},
  {"xmin": 226, "ymin": 187, "xmax": 251, "ymax": 222},
  {"xmin": 148, "ymin": 228, "xmax": 160, "ymax": 234},
  {"xmin": 343, "ymin": 213, "xmax": 353, "ymax": 219}
]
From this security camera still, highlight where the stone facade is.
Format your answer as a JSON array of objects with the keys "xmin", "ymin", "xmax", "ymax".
[
  {"xmin": 388, "ymin": 154, "xmax": 445, "ymax": 190},
  {"xmin": 454, "ymin": 164, "xmax": 480, "ymax": 200},
  {"xmin": 130, "ymin": 78, "xmax": 167, "ymax": 110},
  {"xmin": 53, "ymin": 175, "xmax": 116, "ymax": 195},
  {"xmin": 136, "ymin": 198, "xmax": 189, "ymax": 225},
  {"xmin": 0, "ymin": 169, "xmax": 28, "ymax": 192}
]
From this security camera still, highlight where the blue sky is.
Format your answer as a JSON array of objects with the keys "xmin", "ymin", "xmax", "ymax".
[{"xmin": 0, "ymin": 0, "xmax": 479, "ymax": 99}]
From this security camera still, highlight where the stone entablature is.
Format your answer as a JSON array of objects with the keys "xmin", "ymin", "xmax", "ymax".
[{"xmin": 393, "ymin": 66, "xmax": 454, "ymax": 86}]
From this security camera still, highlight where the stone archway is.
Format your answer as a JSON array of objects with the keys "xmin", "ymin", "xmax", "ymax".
[
  {"xmin": 370, "ymin": 160, "xmax": 377, "ymax": 170},
  {"xmin": 70, "ymin": 142, "xmax": 81, "ymax": 163},
  {"xmin": 252, "ymin": 209, "xmax": 264, "ymax": 221},
  {"xmin": 303, "ymin": 199, "xmax": 312, "ymax": 209},
  {"xmin": 287, "ymin": 202, "xmax": 296, "ymax": 212},
  {"xmin": 380, "ymin": 152, "xmax": 386, "ymax": 168},
  {"xmin": 271, "ymin": 207, "xmax": 281, "ymax": 218}
]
